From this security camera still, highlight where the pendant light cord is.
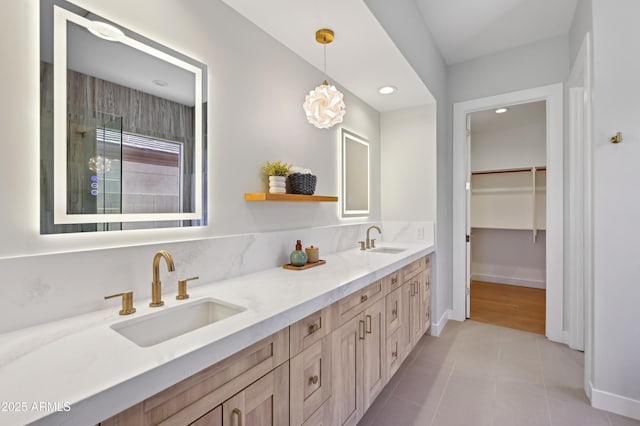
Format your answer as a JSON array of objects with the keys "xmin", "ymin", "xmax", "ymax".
[{"xmin": 323, "ymin": 43, "xmax": 328, "ymax": 85}]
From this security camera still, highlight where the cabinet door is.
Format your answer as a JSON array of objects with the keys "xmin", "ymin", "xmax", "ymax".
[
  {"xmin": 421, "ymin": 268, "xmax": 431, "ymax": 333},
  {"xmin": 398, "ymin": 282, "xmax": 412, "ymax": 362},
  {"xmin": 222, "ymin": 362, "xmax": 289, "ymax": 426},
  {"xmin": 191, "ymin": 406, "xmax": 222, "ymax": 426},
  {"xmin": 331, "ymin": 314, "xmax": 364, "ymax": 426},
  {"xmin": 290, "ymin": 336, "xmax": 332, "ymax": 425},
  {"xmin": 385, "ymin": 287, "xmax": 401, "ymax": 336},
  {"xmin": 363, "ymin": 297, "xmax": 386, "ymax": 410},
  {"xmin": 408, "ymin": 277, "xmax": 423, "ymax": 346}
]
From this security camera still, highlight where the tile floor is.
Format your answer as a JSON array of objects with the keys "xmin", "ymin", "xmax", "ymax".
[{"xmin": 357, "ymin": 320, "xmax": 640, "ymax": 426}]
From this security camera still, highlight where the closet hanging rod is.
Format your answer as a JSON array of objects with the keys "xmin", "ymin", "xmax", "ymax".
[{"xmin": 471, "ymin": 166, "xmax": 547, "ymax": 175}]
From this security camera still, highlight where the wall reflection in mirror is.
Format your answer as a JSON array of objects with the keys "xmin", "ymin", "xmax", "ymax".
[
  {"xmin": 341, "ymin": 129, "xmax": 370, "ymax": 217},
  {"xmin": 40, "ymin": 0, "xmax": 207, "ymax": 234}
]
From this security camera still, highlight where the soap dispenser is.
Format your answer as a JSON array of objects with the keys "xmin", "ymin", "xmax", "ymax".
[{"xmin": 290, "ymin": 240, "xmax": 308, "ymax": 266}]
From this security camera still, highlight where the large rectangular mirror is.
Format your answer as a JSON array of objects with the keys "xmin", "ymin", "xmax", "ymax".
[
  {"xmin": 40, "ymin": 0, "xmax": 207, "ymax": 233},
  {"xmin": 341, "ymin": 129, "xmax": 370, "ymax": 217}
]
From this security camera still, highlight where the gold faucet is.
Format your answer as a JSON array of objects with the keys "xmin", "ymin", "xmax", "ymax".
[
  {"xmin": 366, "ymin": 225, "xmax": 381, "ymax": 249},
  {"xmin": 150, "ymin": 250, "xmax": 175, "ymax": 307}
]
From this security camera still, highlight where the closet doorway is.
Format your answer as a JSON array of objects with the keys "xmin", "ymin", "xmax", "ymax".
[
  {"xmin": 468, "ymin": 101, "xmax": 547, "ymax": 334},
  {"xmin": 452, "ymin": 84, "xmax": 564, "ymax": 343}
]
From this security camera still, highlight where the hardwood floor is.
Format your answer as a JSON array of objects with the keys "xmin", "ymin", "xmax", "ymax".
[{"xmin": 470, "ymin": 280, "xmax": 546, "ymax": 335}]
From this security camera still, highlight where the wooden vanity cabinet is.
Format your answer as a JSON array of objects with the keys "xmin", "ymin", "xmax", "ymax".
[{"xmin": 102, "ymin": 255, "xmax": 432, "ymax": 426}]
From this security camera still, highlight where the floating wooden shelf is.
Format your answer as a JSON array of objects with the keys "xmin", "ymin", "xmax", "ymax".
[{"xmin": 244, "ymin": 193, "xmax": 338, "ymax": 202}]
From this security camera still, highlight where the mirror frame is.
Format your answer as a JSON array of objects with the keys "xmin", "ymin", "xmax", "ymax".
[
  {"xmin": 51, "ymin": 4, "xmax": 204, "ymax": 225},
  {"xmin": 341, "ymin": 128, "xmax": 370, "ymax": 217}
]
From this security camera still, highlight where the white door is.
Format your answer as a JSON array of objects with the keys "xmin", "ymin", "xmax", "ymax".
[{"xmin": 465, "ymin": 114, "xmax": 472, "ymax": 318}]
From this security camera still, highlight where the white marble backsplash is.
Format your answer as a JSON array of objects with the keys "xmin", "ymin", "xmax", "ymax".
[{"xmin": 0, "ymin": 221, "xmax": 433, "ymax": 334}]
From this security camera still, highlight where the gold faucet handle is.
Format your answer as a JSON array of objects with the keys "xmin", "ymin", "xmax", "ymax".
[
  {"xmin": 177, "ymin": 276, "xmax": 199, "ymax": 300},
  {"xmin": 358, "ymin": 241, "xmax": 366, "ymax": 251},
  {"xmin": 370, "ymin": 239, "xmax": 376, "ymax": 248},
  {"xmin": 104, "ymin": 291, "xmax": 136, "ymax": 315}
]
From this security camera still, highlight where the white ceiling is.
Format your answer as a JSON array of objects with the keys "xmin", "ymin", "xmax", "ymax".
[
  {"xmin": 220, "ymin": 0, "xmax": 435, "ymax": 112},
  {"xmin": 416, "ymin": 0, "xmax": 578, "ymax": 65}
]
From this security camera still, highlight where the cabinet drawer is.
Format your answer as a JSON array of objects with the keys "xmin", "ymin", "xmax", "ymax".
[
  {"xmin": 290, "ymin": 336, "xmax": 332, "ymax": 425},
  {"xmin": 290, "ymin": 306, "xmax": 334, "ymax": 357},
  {"xmin": 402, "ymin": 257, "xmax": 427, "ymax": 282},
  {"xmin": 382, "ymin": 270, "xmax": 401, "ymax": 293},
  {"xmin": 338, "ymin": 280, "xmax": 383, "ymax": 324},
  {"xmin": 143, "ymin": 329, "xmax": 289, "ymax": 426},
  {"xmin": 385, "ymin": 287, "xmax": 401, "ymax": 336}
]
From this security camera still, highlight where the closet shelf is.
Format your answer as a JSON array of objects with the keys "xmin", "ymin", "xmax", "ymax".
[
  {"xmin": 471, "ymin": 166, "xmax": 546, "ymax": 175},
  {"xmin": 471, "ymin": 225, "xmax": 547, "ymax": 231},
  {"xmin": 472, "ymin": 187, "xmax": 547, "ymax": 194}
]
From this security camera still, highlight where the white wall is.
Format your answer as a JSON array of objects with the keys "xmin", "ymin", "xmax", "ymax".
[
  {"xmin": 0, "ymin": 0, "xmax": 381, "ymax": 259},
  {"xmin": 449, "ymin": 36, "xmax": 570, "ymax": 103},
  {"xmin": 470, "ymin": 101, "xmax": 547, "ymax": 171},
  {"xmin": 590, "ymin": 0, "xmax": 640, "ymax": 417},
  {"xmin": 0, "ymin": 0, "xmax": 382, "ymax": 332},
  {"xmin": 365, "ymin": 0, "xmax": 452, "ymax": 328},
  {"xmin": 381, "ymin": 104, "xmax": 437, "ymax": 222},
  {"xmin": 569, "ymin": 0, "xmax": 593, "ymax": 67},
  {"xmin": 471, "ymin": 229, "xmax": 546, "ymax": 289}
]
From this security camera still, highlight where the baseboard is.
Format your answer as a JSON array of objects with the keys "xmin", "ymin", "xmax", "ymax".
[
  {"xmin": 591, "ymin": 387, "xmax": 640, "ymax": 421},
  {"xmin": 471, "ymin": 273, "xmax": 546, "ymax": 289},
  {"xmin": 431, "ymin": 309, "xmax": 452, "ymax": 336}
]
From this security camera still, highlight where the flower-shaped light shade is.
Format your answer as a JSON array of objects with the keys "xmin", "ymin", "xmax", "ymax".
[{"xmin": 303, "ymin": 81, "xmax": 346, "ymax": 129}]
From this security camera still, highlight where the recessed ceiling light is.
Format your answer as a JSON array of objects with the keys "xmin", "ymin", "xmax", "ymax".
[
  {"xmin": 152, "ymin": 80, "xmax": 169, "ymax": 87},
  {"xmin": 87, "ymin": 21, "xmax": 125, "ymax": 42},
  {"xmin": 378, "ymin": 86, "xmax": 396, "ymax": 95},
  {"xmin": 495, "ymin": 108, "xmax": 509, "ymax": 114}
]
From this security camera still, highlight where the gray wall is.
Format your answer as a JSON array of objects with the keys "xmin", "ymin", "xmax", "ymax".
[
  {"xmin": 365, "ymin": 0, "xmax": 451, "ymax": 327},
  {"xmin": 569, "ymin": 0, "xmax": 593, "ymax": 66},
  {"xmin": 591, "ymin": 0, "xmax": 640, "ymax": 408},
  {"xmin": 0, "ymin": 0, "xmax": 382, "ymax": 331},
  {"xmin": 448, "ymin": 36, "xmax": 570, "ymax": 103}
]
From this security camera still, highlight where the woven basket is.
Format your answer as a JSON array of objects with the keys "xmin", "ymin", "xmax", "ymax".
[{"xmin": 288, "ymin": 173, "xmax": 317, "ymax": 195}]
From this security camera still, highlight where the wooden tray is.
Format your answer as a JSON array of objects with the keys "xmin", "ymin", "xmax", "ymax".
[{"xmin": 283, "ymin": 259, "xmax": 326, "ymax": 270}]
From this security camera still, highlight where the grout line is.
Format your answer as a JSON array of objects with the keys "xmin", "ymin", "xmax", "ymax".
[
  {"xmin": 537, "ymin": 337, "xmax": 554, "ymax": 426},
  {"xmin": 429, "ymin": 359, "xmax": 456, "ymax": 426}
]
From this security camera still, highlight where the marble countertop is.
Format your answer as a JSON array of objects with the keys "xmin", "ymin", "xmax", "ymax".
[{"xmin": 0, "ymin": 241, "xmax": 434, "ymax": 425}]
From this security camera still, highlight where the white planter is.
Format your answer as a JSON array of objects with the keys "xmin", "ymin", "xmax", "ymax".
[{"xmin": 268, "ymin": 175, "xmax": 286, "ymax": 194}]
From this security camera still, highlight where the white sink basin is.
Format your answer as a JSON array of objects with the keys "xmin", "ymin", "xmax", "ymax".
[
  {"xmin": 111, "ymin": 298, "xmax": 246, "ymax": 347},
  {"xmin": 369, "ymin": 247, "xmax": 407, "ymax": 254}
]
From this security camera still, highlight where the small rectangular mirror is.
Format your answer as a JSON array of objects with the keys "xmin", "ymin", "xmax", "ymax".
[
  {"xmin": 40, "ymin": 0, "xmax": 207, "ymax": 233},
  {"xmin": 341, "ymin": 129, "xmax": 370, "ymax": 217}
]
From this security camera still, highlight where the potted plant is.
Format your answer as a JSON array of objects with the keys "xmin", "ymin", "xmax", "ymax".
[{"xmin": 261, "ymin": 161, "xmax": 291, "ymax": 194}]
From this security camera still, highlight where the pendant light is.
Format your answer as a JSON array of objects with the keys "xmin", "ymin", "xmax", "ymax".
[{"xmin": 303, "ymin": 29, "xmax": 346, "ymax": 129}]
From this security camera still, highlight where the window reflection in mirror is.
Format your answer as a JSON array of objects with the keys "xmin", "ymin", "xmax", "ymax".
[
  {"xmin": 40, "ymin": 0, "xmax": 207, "ymax": 233},
  {"xmin": 341, "ymin": 129, "xmax": 370, "ymax": 217}
]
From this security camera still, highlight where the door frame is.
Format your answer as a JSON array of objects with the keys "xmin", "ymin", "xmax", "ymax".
[
  {"xmin": 568, "ymin": 32, "xmax": 593, "ymax": 397},
  {"xmin": 452, "ymin": 83, "xmax": 564, "ymax": 343}
]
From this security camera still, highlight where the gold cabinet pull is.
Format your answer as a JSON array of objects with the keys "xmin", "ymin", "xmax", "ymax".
[
  {"xmin": 391, "ymin": 276, "xmax": 398, "ymax": 285},
  {"xmin": 177, "ymin": 276, "xmax": 199, "ymax": 300},
  {"xmin": 392, "ymin": 342, "xmax": 398, "ymax": 358},
  {"xmin": 308, "ymin": 323, "xmax": 319, "ymax": 335},
  {"xmin": 104, "ymin": 291, "xmax": 136, "ymax": 315},
  {"xmin": 359, "ymin": 320, "xmax": 365, "ymax": 340},
  {"xmin": 232, "ymin": 408, "xmax": 242, "ymax": 426},
  {"xmin": 309, "ymin": 375, "xmax": 319, "ymax": 385},
  {"xmin": 391, "ymin": 301, "xmax": 398, "ymax": 318},
  {"xmin": 365, "ymin": 314, "xmax": 372, "ymax": 334},
  {"xmin": 360, "ymin": 294, "xmax": 368, "ymax": 303}
]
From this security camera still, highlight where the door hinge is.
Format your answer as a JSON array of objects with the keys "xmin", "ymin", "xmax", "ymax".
[
  {"xmin": 466, "ymin": 234, "xmax": 470, "ymax": 243},
  {"xmin": 466, "ymin": 128, "xmax": 470, "ymax": 137},
  {"xmin": 466, "ymin": 287, "xmax": 470, "ymax": 296}
]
